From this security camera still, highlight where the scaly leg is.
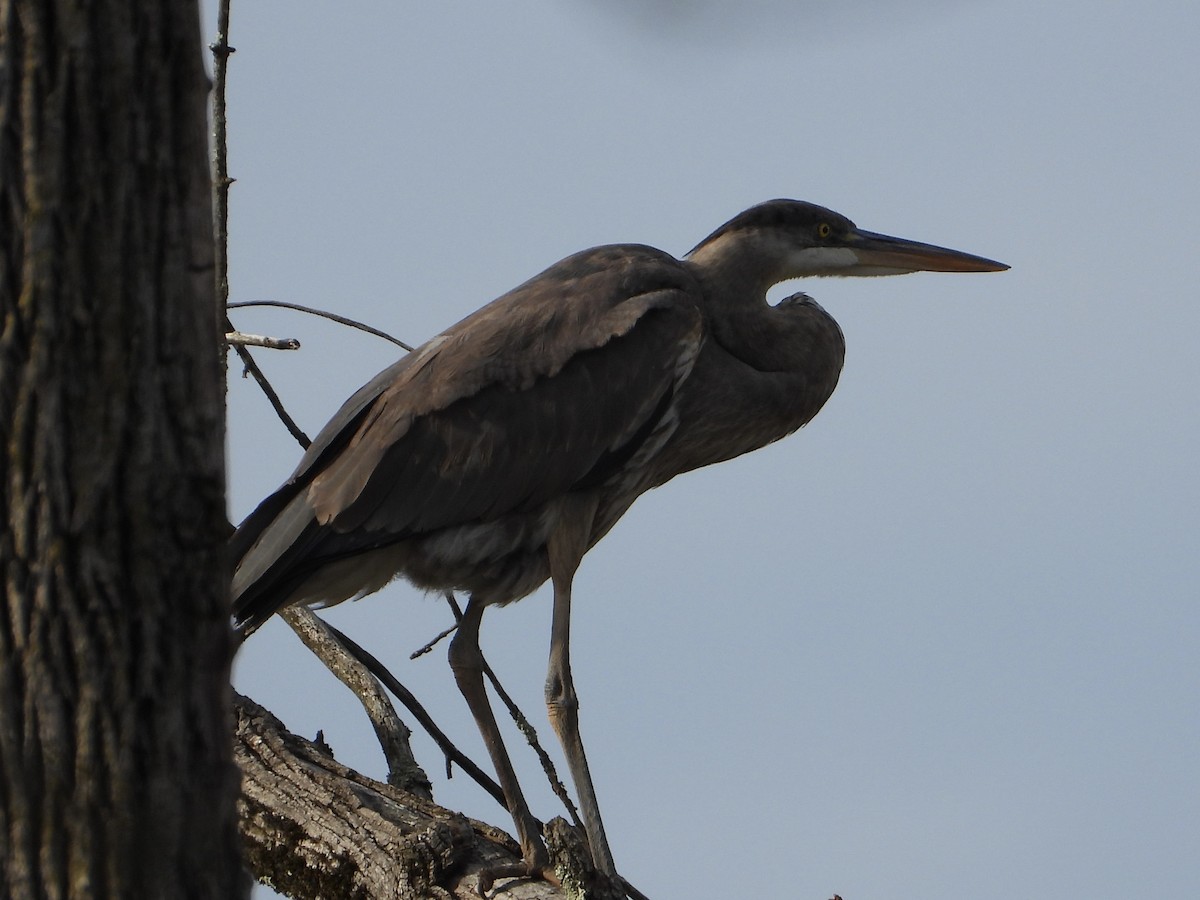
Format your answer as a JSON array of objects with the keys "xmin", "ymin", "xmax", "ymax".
[
  {"xmin": 544, "ymin": 494, "xmax": 618, "ymax": 877},
  {"xmin": 449, "ymin": 597, "xmax": 551, "ymax": 882}
]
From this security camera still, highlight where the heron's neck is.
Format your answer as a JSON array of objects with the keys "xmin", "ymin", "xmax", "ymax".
[{"xmin": 685, "ymin": 236, "xmax": 787, "ymax": 302}]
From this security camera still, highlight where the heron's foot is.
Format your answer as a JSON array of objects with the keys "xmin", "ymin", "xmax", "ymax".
[
  {"xmin": 475, "ymin": 856, "xmax": 559, "ymax": 897},
  {"xmin": 474, "ymin": 819, "xmax": 644, "ymax": 899}
]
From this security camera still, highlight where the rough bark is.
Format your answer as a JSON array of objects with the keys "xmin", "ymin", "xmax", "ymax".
[
  {"xmin": 235, "ymin": 693, "xmax": 587, "ymax": 900},
  {"xmin": 0, "ymin": 1, "xmax": 245, "ymax": 897}
]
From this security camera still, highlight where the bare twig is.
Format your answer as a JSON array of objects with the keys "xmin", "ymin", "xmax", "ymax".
[
  {"xmin": 411, "ymin": 622, "xmax": 459, "ymax": 660},
  {"xmin": 225, "ymin": 330, "xmax": 301, "ymax": 350},
  {"xmin": 282, "ymin": 607, "xmax": 432, "ymax": 796},
  {"xmin": 228, "ymin": 299, "xmax": 415, "ymax": 351},
  {"xmin": 232, "ymin": 341, "xmax": 311, "ymax": 449},
  {"xmin": 210, "ymin": 2, "xmax": 234, "ymax": 317},
  {"xmin": 209, "ymin": 0, "xmax": 308, "ymax": 451},
  {"xmin": 442, "ymin": 593, "xmax": 583, "ymax": 831}
]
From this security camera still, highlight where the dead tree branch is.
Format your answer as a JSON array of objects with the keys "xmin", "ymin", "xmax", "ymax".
[
  {"xmin": 228, "ymin": 300, "xmax": 414, "ymax": 350},
  {"xmin": 281, "ymin": 607, "xmax": 432, "ymax": 796},
  {"xmin": 226, "ymin": 330, "xmax": 301, "ymax": 350},
  {"xmin": 234, "ymin": 693, "xmax": 572, "ymax": 900}
]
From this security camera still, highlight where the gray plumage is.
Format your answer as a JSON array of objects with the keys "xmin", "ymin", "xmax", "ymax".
[{"xmin": 231, "ymin": 199, "xmax": 1006, "ymax": 882}]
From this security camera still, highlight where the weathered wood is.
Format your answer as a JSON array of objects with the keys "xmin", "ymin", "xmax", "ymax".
[
  {"xmin": 235, "ymin": 693, "xmax": 571, "ymax": 900},
  {"xmin": 281, "ymin": 607, "xmax": 433, "ymax": 797}
]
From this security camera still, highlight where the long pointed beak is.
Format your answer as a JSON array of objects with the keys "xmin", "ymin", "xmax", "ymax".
[{"xmin": 849, "ymin": 228, "xmax": 1009, "ymax": 275}]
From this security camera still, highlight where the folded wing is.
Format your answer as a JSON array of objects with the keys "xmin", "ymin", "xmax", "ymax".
[{"xmin": 231, "ymin": 245, "xmax": 704, "ymax": 630}]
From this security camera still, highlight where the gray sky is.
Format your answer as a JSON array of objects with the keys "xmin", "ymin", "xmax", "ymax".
[{"xmin": 215, "ymin": 3, "xmax": 1199, "ymax": 898}]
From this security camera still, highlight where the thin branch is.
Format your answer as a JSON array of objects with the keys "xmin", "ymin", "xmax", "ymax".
[
  {"xmin": 209, "ymin": 0, "xmax": 307, "ymax": 451},
  {"xmin": 225, "ymin": 298, "xmax": 407, "ymax": 449},
  {"xmin": 442, "ymin": 593, "xmax": 584, "ymax": 831},
  {"xmin": 210, "ymin": 1, "xmax": 234, "ymax": 318},
  {"xmin": 282, "ymin": 607, "xmax": 432, "ymax": 796},
  {"xmin": 226, "ymin": 330, "xmax": 301, "ymax": 350},
  {"xmin": 411, "ymin": 622, "xmax": 459, "ymax": 660},
  {"xmin": 319, "ymin": 620, "xmax": 512, "ymax": 811},
  {"xmin": 228, "ymin": 300, "xmax": 415, "ymax": 350},
  {"xmin": 232, "ymin": 340, "xmax": 311, "ymax": 449}
]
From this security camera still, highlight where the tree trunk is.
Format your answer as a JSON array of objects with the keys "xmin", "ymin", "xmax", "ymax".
[{"xmin": 0, "ymin": 2, "xmax": 246, "ymax": 897}]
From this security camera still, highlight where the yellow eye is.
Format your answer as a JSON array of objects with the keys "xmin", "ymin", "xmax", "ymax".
[{"xmin": 817, "ymin": 222, "xmax": 832, "ymax": 239}]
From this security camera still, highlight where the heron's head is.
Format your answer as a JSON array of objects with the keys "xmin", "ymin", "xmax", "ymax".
[{"xmin": 687, "ymin": 199, "xmax": 1008, "ymax": 286}]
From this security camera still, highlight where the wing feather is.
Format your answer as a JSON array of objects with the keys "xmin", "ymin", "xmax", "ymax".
[{"xmin": 232, "ymin": 245, "xmax": 703, "ymax": 628}]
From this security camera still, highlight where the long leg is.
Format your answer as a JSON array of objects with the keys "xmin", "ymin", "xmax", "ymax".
[
  {"xmin": 544, "ymin": 494, "xmax": 617, "ymax": 877},
  {"xmin": 449, "ymin": 597, "xmax": 550, "ymax": 880}
]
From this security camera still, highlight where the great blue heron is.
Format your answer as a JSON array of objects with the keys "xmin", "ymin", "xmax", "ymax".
[{"xmin": 232, "ymin": 199, "xmax": 1006, "ymax": 886}]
